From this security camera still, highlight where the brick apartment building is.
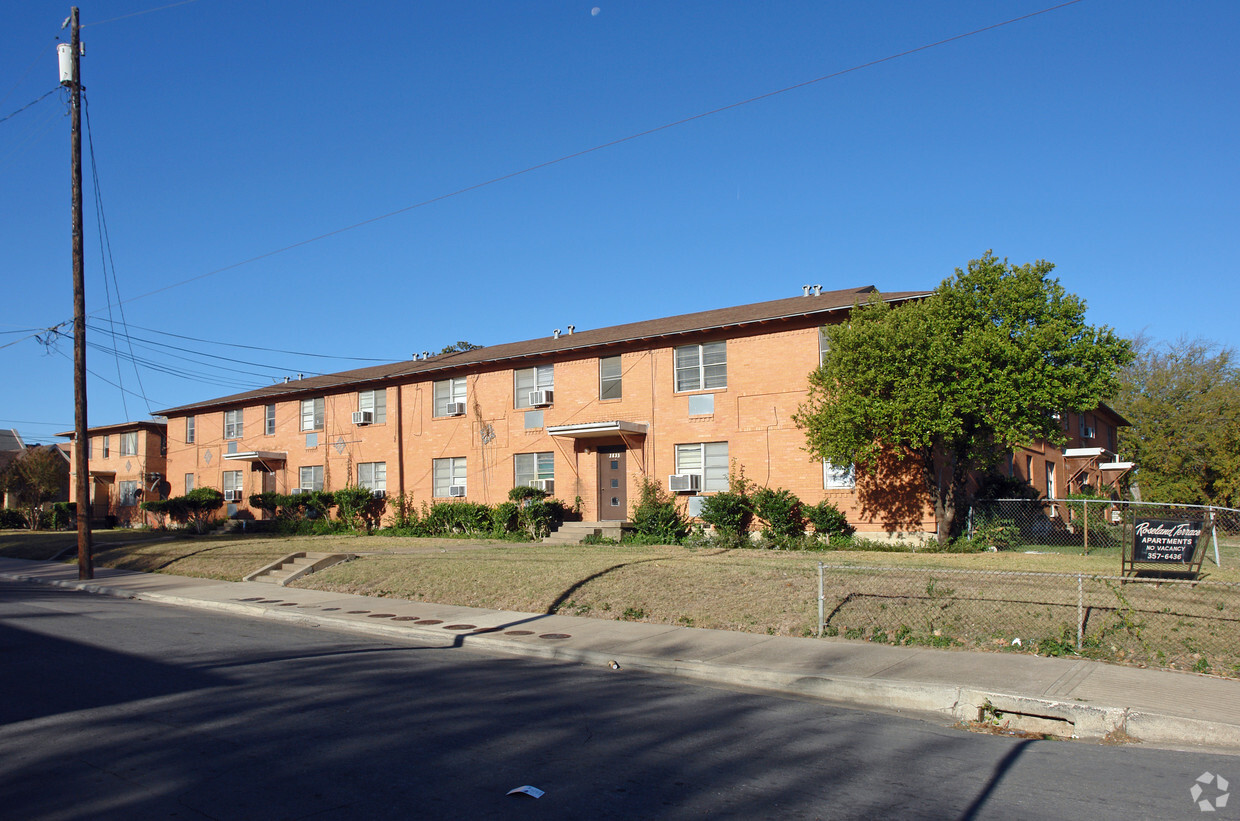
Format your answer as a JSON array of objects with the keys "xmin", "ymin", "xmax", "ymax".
[
  {"xmin": 152, "ymin": 287, "xmax": 1130, "ymax": 538},
  {"xmin": 58, "ymin": 421, "xmax": 168, "ymax": 525}
]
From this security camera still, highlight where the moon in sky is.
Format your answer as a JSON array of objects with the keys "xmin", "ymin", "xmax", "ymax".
[{"xmin": 591, "ymin": 7, "xmax": 600, "ymax": 16}]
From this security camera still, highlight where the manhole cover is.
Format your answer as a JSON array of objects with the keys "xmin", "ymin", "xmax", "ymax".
[
  {"xmin": 367, "ymin": 613, "xmax": 396, "ymax": 619},
  {"xmin": 539, "ymin": 633, "xmax": 572, "ymax": 640},
  {"xmin": 278, "ymin": 602, "xmax": 299, "ymax": 607},
  {"xmin": 258, "ymin": 600, "xmax": 282, "ymax": 604},
  {"xmin": 321, "ymin": 607, "xmax": 340, "ymax": 611},
  {"xmin": 472, "ymin": 627, "xmax": 504, "ymax": 634},
  {"xmin": 238, "ymin": 597, "xmax": 264, "ymax": 602},
  {"xmin": 391, "ymin": 616, "xmax": 419, "ymax": 621},
  {"xmin": 346, "ymin": 610, "xmax": 370, "ymax": 614},
  {"xmin": 417, "ymin": 619, "xmax": 444, "ymax": 625},
  {"xmin": 444, "ymin": 624, "xmax": 476, "ymax": 631},
  {"xmin": 505, "ymin": 630, "xmax": 534, "ymax": 636}
]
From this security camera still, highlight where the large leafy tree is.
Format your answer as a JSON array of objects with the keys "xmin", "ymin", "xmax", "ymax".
[
  {"xmin": 795, "ymin": 252, "xmax": 1132, "ymax": 544},
  {"xmin": 1, "ymin": 446, "xmax": 67, "ymax": 531},
  {"xmin": 1113, "ymin": 337, "xmax": 1240, "ymax": 507}
]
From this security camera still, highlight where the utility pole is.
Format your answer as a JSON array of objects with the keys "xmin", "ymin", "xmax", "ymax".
[{"xmin": 62, "ymin": 7, "xmax": 92, "ymax": 579}]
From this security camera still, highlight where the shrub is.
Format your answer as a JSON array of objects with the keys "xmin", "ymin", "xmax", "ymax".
[
  {"xmin": 387, "ymin": 492, "xmax": 420, "ymax": 530},
  {"xmin": 630, "ymin": 477, "xmax": 688, "ymax": 544},
  {"xmin": 698, "ymin": 465, "xmax": 755, "ymax": 540},
  {"xmin": 0, "ymin": 509, "xmax": 28, "ymax": 529},
  {"xmin": 751, "ymin": 487, "xmax": 805, "ymax": 545},
  {"xmin": 490, "ymin": 501, "xmax": 521, "ymax": 535},
  {"xmin": 422, "ymin": 501, "xmax": 492, "ymax": 535},
  {"xmin": 519, "ymin": 498, "xmax": 564, "ymax": 539},
  {"xmin": 50, "ymin": 501, "xmax": 76, "ymax": 530},
  {"xmin": 334, "ymin": 486, "xmax": 382, "ymax": 532},
  {"xmin": 805, "ymin": 499, "xmax": 854, "ymax": 537},
  {"xmin": 508, "ymin": 485, "xmax": 549, "ymax": 504}
]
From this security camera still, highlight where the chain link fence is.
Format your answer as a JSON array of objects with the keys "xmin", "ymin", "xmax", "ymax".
[
  {"xmin": 815, "ymin": 564, "xmax": 1240, "ymax": 678},
  {"xmin": 967, "ymin": 498, "xmax": 1240, "ymax": 564}
]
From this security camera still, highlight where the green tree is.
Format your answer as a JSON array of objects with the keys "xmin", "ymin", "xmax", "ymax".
[
  {"xmin": 795, "ymin": 252, "xmax": 1132, "ymax": 545},
  {"xmin": 439, "ymin": 341, "xmax": 482, "ymax": 355},
  {"xmin": 1, "ymin": 447, "xmax": 66, "ymax": 531},
  {"xmin": 1112, "ymin": 337, "xmax": 1240, "ymax": 506}
]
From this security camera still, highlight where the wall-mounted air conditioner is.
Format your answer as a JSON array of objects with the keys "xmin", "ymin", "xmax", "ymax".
[
  {"xmin": 223, "ymin": 489, "xmax": 243, "ymax": 502},
  {"xmin": 668, "ymin": 474, "xmax": 701, "ymax": 493},
  {"xmin": 291, "ymin": 487, "xmax": 306, "ymax": 495},
  {"xmin": 448, "ymin": 485, "xmax": 467, "ymax": 497},
  {"xmin": 528, "ymin": 389, "xmax": 553, "ymax": 407},
  {"xmin": 371, "ymin": 489, "xmax": 386, "ymax": 499},
  {"xmin": 352, "ymin": 410, "xmax": 373, "ymax": 426},
  {"xmin": 530, "ymin": 479, "xmax": 554, "ymax": 494},
  {"xmin": 447, "ymin": 402, "xmax": 466, "ymax": 417}
]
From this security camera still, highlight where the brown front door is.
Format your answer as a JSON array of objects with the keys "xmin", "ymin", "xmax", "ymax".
[{"xmin": 597, "ymin": 448, "xmax": 627, "ymax": 521}]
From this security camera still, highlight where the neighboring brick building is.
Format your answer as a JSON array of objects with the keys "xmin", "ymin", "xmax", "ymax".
[
  {"xmin": 154, "ymin": 287, "xmax": 1129, "ymax": 538},
  {"xmin": 58, "ymin": 421, "xmax": 168, "ymax": 525}
]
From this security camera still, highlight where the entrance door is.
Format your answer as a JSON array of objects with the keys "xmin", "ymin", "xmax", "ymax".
[{"xmin": 597, "ymin": 448, "xmax": 627, "ymax": 521}]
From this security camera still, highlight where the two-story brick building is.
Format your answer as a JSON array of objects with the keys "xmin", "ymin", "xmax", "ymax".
[
  {"xmin": 58, "ymin": 421, "xmax": 169, "ymax": 525},
  {"xmin": 153, "ymin": 286, "xmax": 1130, "ymax": 538}
]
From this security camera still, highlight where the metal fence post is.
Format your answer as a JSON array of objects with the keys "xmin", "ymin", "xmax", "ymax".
[
  {"xmin": 817, "ymin": 562, "xmax": 824, "ymax": 639},
  {"xmin": 1082, "ymin": 498, "xmax": 1090, "ymax": 556},
  {"xmin": 1210, "ymin": 507, "xmax": 1222, "ymax": 568},
  {"xmin": 1077, "ymin": 572, "xmax": 1084, "ymax": 651}
]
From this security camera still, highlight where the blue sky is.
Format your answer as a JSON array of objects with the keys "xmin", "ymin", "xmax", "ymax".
[{"xmin": 2, "ymin": 1, "xmax": 1237, "ymax": 445}]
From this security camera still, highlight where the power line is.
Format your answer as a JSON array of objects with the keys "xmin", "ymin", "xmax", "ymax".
[
  {"xmin": 82, "ymin": 0, "xmax": 203, "ymax": 28},
  {"xmin": 0, "ymin": 87, "xmax": 59, "ymax": 125},
  {"xmin": 0, "ymin": 39, "xmax": 58, "ymax": 109},
  {"xmin": 109, "ymin": 321, "xmax": 394, "ymax": 362}
]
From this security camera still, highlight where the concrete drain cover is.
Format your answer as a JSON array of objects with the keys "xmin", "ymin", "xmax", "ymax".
[
  {"xmin": 444, "ymin": 624, "xmax": 476, "ymax": 631},
  {"xmin": 472, "ymin": 627, "xmax": 504, "ymax": 634},
  {"xmin": 539, "ymin": 633, "xmax": 572, "ymax": 640},
  {"xmin": 238, "ymin": 597, "xmax": 265, "ymax": 602},
  {"xmin": 258, "ymin": 600, "xmax": 282, "ymax": 604},
  {"xmin": 321, "ymin": 607, "xmax": 340, "ymax": 611},
  {"xmin": 416, "ymin": 619, "xmax": 444, "ymax": 625},
  {"xmin": 367, "ymin": 613, "xmax": 396, "ymax": 619},
  {"xmin": 391, "ymin": 616, "xmax": 419, "ymax": 621},
  {"xmin": 278, "ymin": 602, "xmax": 299, "ymax": 607},
  {"xmin": 505, "ymin": 630, "xmax": 534, "ymax": 636},
  {"xmin": 346, "ymin": 610, "xmax": 370, "ymax": 614}
]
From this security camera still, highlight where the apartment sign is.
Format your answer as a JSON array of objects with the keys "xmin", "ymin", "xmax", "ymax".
[{"xmin": 1132, "ymin": 519, "xmax": 1204, "ymax": 563}]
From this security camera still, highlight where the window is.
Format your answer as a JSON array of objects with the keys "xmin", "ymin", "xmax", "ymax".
[
  {"xmin": 120, "ymin": 432, "xmax": 137, "ymax": 456},
  {"xmin": 823, "ymin": 461, "xmax": 856, "ymax": 490},
  {"xmin": 1045, "ymin": 461, "xmax": 1056, "ymax": 499},
  {"xmin": 224, "ymin": 409, "xmax": 243, "ymax": 440},
  {"xmin": 433, "ymin": 379, "xmax": 466, "ymax": 417},
  {"xmin": 432, "ymin": 457, "xmax": 466, "ymax": 497},
  {"xmin": 223, "ymin": 470, "xmax": 243, "ymax": 499},
  {"xmin": 265, "ymin": 404, "xmax": 276, "ymax": 435},
  {"xmin": 118, "ymin": 480, "xmax": 139, "ymax": 507},
  {"xmin": 357, "ymin": 462, "xmax": 387, "ymax": 492},
  {"xmin": 300, "ymin": 398, "xmax": 324, "ymax": 431},
  {"xmin": 1025, "ymin": 455, "xmax": 1033, "ymax": 481},
  {"xmin": 674, "ymin": 341, "xmax": 726, "ymax": 392},
  {"xmin": 299, "ymin": 465, "xmax": 324, "ymax": 492},
  {"xmin": 186, "ymin": 416, "xmax": 195, "ymax": 444},
  {"xmin": 514, "ymin": 365, "xmax": 554, "ymax": 409},
  {"xmin": 184, "ymin": 473, "xmax": 194, "ymax": 495},
  {"xmin": 1006, "ymin": 453, "xmax": 1014, "ymax": 478},
  {"xmin": 101, "ymin": 435, "xmax": 110, "ymax": 458},
  {"xmin": 675, "ymin": 442, "xmax": 729, "ymax": 492},
  {"xmin": 819, "ymin": 327, "xmax": 830, "ymax": 366},
  {"xmin": 514, "ymin": 452, "xmax": 554, "ymax": 487},
  {"xmin": 359, "ymin": 389, "xmax": 387, "ymax": 423},
  {"xmin": 599, "ymin": 356, "xmax": 622, "ymax": 400}
]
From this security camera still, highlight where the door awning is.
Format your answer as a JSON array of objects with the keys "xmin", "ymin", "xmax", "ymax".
[
  {"xmin": 546, "ymin": 421, "xmax": 647, "ymax": 439},
  {"xmin": 222, "ymin": 451, "xmax": 287, "ymax": 462}
]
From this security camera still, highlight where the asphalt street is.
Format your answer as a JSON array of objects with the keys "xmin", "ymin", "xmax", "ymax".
[{"xmin": 0, "ymin": 579, "xmax": 1233, "ymax": 820}]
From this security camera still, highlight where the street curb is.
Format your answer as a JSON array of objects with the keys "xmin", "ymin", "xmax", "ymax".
[{"xmin": 6, "ymin": 569, "xmax": 1239, "ymax": 752}]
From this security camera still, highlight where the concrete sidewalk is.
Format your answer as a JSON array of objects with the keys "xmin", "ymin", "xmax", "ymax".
[{"xmin": 3, "ymin": 556, "xmax": 1238, "ymax": 753}]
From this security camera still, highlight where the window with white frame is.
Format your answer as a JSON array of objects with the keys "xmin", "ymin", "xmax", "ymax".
[
  {"xmin": 514, "ymin": 452, "xmax": 554, "ymax": 488},
  {"xmin": 357, "ymin": 462, "xmax": 387, "ymax": 492},
  {"xmin": 675, "ymin": 442, "xmax": 729, "ymax": 492},
  {"xmin": 118, "ymin": 480, "xmax": 139, "ymax": 507},
  {"xmin": 224, "ymin": 409, "xmax": 243, "ymax": 439},
  {"xmin": 599, "ymin": 356, "xmax": 622, "ymax": 400},
  {"xmin": 223, "ymin": 470, "xmax": 243, "ymax": 500},
  {"xmin": 299, "ymin": 465, "xmax": 324, "ymax": 492},
  {"xmin": 823, "ymin": 461, "xmax": 856, "ymax": 490},
  {"xmin": 432, "ymin": 457, "xmax": 466, "ymax": 497},
  {"xmin": 674, "ymin": 341, "xmax": 727, "ymax": 392},
  {"xmin": 300, "ymin": 398, "xmax": 324, "ymax": 431},
  {"xmin": 265, "ymin": 404, "xmax": 276, "ymax": 435},
  {"xmin": 514, "ymin": 365, "xmax": 554, "ymax": 409},
  {"xmin": 1045, "ymin": 460, "xmax": 1055, "ymax": 498},
  {"xmin": 184, "ymin": 473, "xmax": 194, "ymax": 495},
  {"xmin": 819, "ymin": 327, "xmax": 831, "ymax": 366},
  {"xmin": 186, "ymin": 416, "xmax": 195, "ymax": 443},
  {"xmin": 100, "ymin": 435, "xmax": 110, "ymax": 458},
  {"xmin": 433, "ymin": 378, "xmax": 466, "ymax": 417},
  {"xmin": 120, "ymin": 432, "xmax": 137, "ymax": 456},
  {"xmin": 358, "ymin": 389, "xmax": 387, "ymax": 423}
]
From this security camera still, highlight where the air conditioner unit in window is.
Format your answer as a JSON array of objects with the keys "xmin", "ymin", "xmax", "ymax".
[
  {"xmin": 530, "ymin": 478, "xmax": 554, "ymax": 494},
  {"xmin": 223, "ymin": 489, "xmax": 243, "ymax": 502},
  {"xmin": 447, "ymin": 402, "xmax": 466, "ymax": 417},
  {"xmin": 448, "ymin": 485, "xmax": 467, "ymax": 497},
  {"xmin": 668, "ymin": 474, "xmax": 701, "ymax": 493},
  {"xmin": 528, "ymin": 389, "xmax": 553, "ymax": 407},
  {"xmin": 1082, "ymin": 426, "xmax": 1096, "ymax": 439},
  {"xmin": 371, "ymin": 489, "xmax": 386, "ymax": 499},
  {"xmin": 291, "ymin": 487, "xmax": 306, "ymax": 495},
  {"xmin": 352, "ymin": 410, "xmax": 373, "ymax": 426}
]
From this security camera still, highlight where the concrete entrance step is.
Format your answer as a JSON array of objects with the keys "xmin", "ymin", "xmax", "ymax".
[
  {"xmin": 542, "ymin": 520, "xmax": 628, "ymax": 545},
  {"xmin": 243, "ymin": 551, "xmax": 355, "ymax": 586}
]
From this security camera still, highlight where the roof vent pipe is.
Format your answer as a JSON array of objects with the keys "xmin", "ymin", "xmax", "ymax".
[
  {"xmin": 567, "ymin": 325, "xmax": 575, "ymax": 335},
  {"xmin": 802, "ymin": 285, "xmax": 811, "ymax": 296},
  {"xmin": 284, "ymin": 376, "xmax": 290, "ymax": 383},
  {"xmin": 553, "ymin": 329, "xmax": 561, "ymax": 339},
  {"xmin": 813, "ymin": 284, "xmax": 822, "ymax": 295},
  {"xmin": 297, "ymin": 373, "xmax": 303, "ymax": 381},
  {"xmin": 422, "ymin": 351, "xmax": 429, "ymax": 360}
]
